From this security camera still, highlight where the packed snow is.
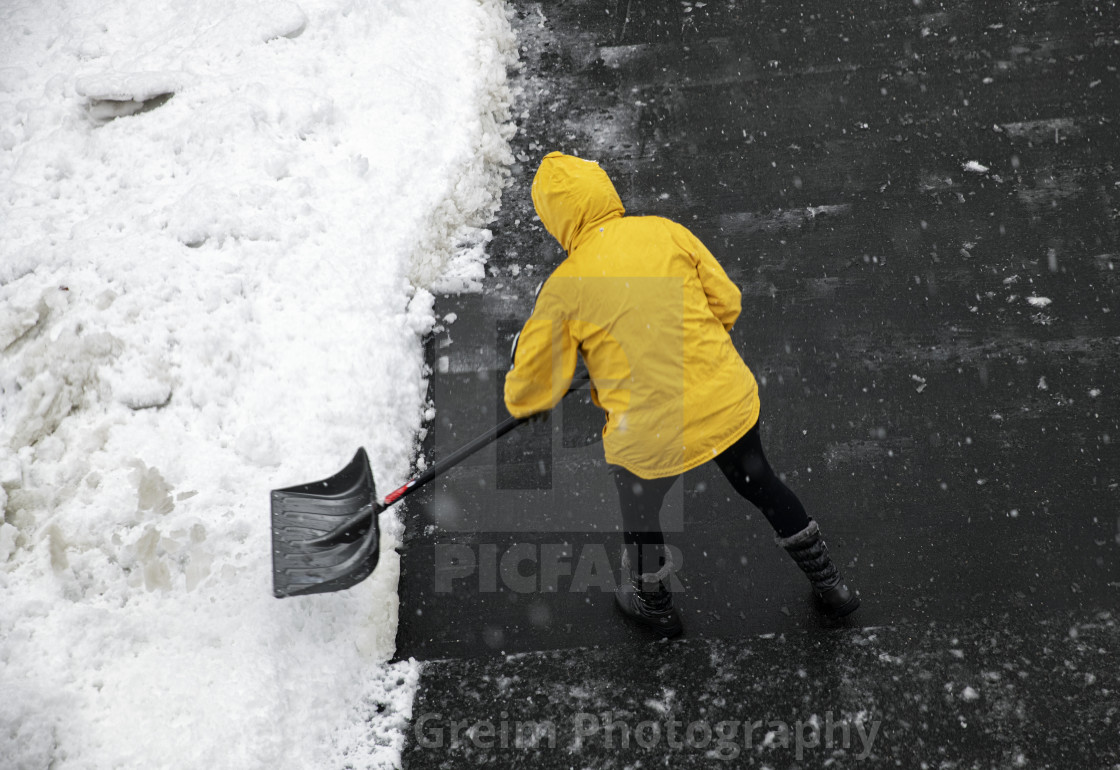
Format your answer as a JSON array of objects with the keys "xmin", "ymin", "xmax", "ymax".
[{"xmin": 0, "ymin": 0, "xmax": 515, "ymax": 768}]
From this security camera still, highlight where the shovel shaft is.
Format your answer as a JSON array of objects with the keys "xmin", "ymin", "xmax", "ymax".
[
  {"xmin": 385, "ymin": 369, "xmax": 589, "ymax": 507},
  {"xmin": 383, "ymin": 413, "xmax": 523, "ymax": 506}
]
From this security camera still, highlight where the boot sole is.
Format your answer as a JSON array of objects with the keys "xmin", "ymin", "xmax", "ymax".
[
  {"xmin": 819, "ymin": 592, "xmax": 861, "ymax": 618},
  {"xmin": 614, "ymin": 588, "xmax": 684, "ymax": 638}
]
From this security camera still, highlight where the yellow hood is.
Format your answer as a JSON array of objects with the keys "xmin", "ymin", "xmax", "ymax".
[{"xmin": 531, "ymin": 152, "xmax": 625, "ymax": 253}]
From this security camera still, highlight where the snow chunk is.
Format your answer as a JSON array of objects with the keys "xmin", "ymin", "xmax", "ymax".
[
  {"xmin": 0, "ymin": 521, "xmax": 17, "ymax": 562},
  {"xmin": 76, "ymin": 71, "xmax": 190, "ymax": 103},
  {"xmin": 0, "ymin": 298, "xmax": 43, "ymax": 351},
  {"xmin": 406, "ymin": 289, "xmax": 437, "ymax": 336},
  {"xmin": 0, "ymin": 67, "xmax": 28, "ymax": 94},
  {"xmin": 234, "ymin": 426, "xmax": 281, "ymax": 468},
  {"xmin": 0, "ymin": 455, "xmax": 20, "ymax": 488},
  {"xmin": 101, "ymin": 354, "xmax": 174, "ymax": 410},
  {"xmin": 130, "ymin": 461, "xmax": 175, "ymax": 516},
  {"xmin": 960, "ymin": 686, "xmax": 980, "ymax": 701},
  {"xmin": 962, "ymin": 160, "xmax": 989, "ymax": 173},
  {"xmin": 223, "ymin": 0, "xmax": 309, "ymax": 43},
  {"xmin": 1026, "ymin": 296, "xmax": 1052, "ymax": 308}
]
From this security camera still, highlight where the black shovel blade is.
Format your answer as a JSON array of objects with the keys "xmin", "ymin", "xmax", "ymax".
[{"xmin": 271, "ymin": 447, "xmax": 382, "ymax": 598}]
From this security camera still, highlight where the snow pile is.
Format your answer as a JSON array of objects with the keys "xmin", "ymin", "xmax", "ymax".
[{"xmin": 0, "ymin": 1, "xmax": 515, "ymax": 768}]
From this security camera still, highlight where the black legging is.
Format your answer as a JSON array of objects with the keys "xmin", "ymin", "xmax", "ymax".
[{"xmin": 612, "ymin": 422, "xmax": 811, "ymax": 574}]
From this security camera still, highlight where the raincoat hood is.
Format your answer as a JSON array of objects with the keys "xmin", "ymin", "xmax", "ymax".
[{"xmin": 531, "ymin": 152, "xmax": 625, "ymax": 253}]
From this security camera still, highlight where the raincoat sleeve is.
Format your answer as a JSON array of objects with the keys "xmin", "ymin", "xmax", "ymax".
[
  {"xmin": 503, "ymin": 282, "xmax": 579, "ymax": 418},
  {"xmin": 679, "ymin": 224, "xmax": 742, "ymax": 331}
]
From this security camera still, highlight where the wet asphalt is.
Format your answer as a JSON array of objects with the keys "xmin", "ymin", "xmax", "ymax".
[{"xmin": 393, "ymin": 1, "xmax": 1120, "ymax": 767}]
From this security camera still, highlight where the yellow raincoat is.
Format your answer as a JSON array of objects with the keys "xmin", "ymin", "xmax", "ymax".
[{"xmin": 504, "ymin": 152, "xmax": 760, "ymax": 479}]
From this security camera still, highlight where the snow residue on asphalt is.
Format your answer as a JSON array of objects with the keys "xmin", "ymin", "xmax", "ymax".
[{"xmin": 0, "ymin": 1, "xmax": 514, "ymax": 767}]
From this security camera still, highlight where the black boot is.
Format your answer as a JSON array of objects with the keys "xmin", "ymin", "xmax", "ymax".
[
  {"xmin": 615, "ymin": 548, "xmax": 683, "ymax": 638},
  {"xmin": 776, "ymin": 519, "xmax": 860, "ymax": 617}
]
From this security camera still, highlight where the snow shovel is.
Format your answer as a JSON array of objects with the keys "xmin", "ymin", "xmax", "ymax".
[{"xmin": 271, "ymin": 369, "xmax": 591, "ymax": 598}]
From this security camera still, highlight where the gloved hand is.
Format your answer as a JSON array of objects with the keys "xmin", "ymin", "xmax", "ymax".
[{"xmin": 524, "ymin": 410, "xmax": 551, "ymax": 427}]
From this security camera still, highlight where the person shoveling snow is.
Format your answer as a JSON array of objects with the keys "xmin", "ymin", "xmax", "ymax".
[{"xmin": 503, "ymin": 152, "xmax": 860, "ymax": 638}]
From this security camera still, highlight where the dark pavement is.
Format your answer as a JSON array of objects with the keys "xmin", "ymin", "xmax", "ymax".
[
  {"xmin": 404, "ymin": 611, "xmax": 1119, "ymax": 768},
  {"xmin": 393, "ymin": 0, "xmax": 1120, "ymax": 766}
]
